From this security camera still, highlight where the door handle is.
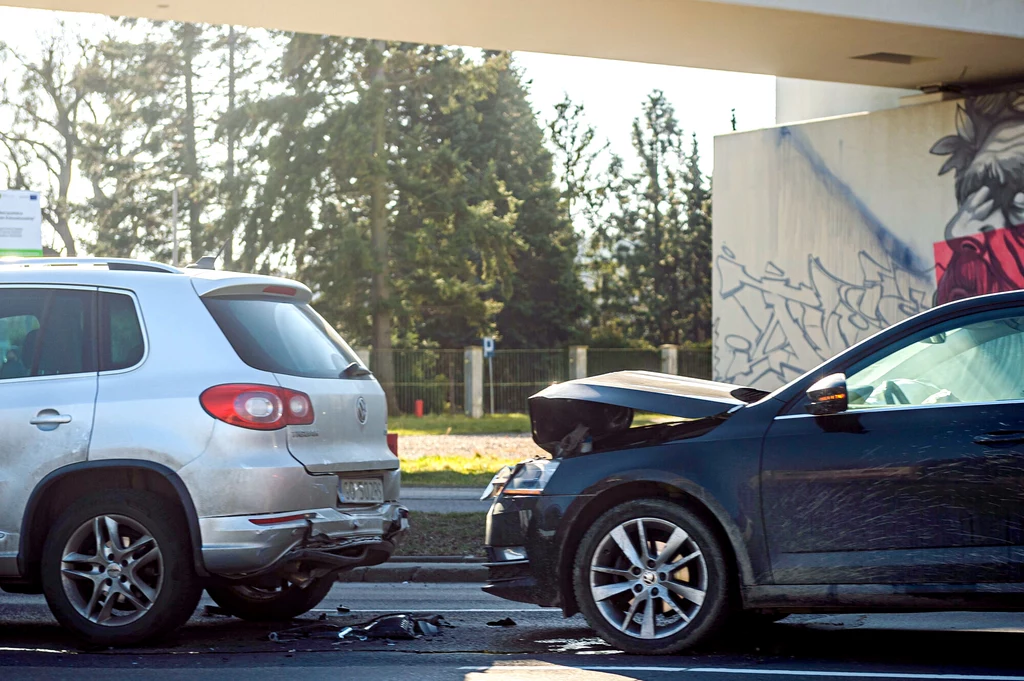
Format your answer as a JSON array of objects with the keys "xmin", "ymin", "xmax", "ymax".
[
  {"xmin": 973, "ymin": 431, "xmax": 1024, "ymax": 446},
  {"xmin": 29, "ymin": 411, "xmax": 72, "ymax": 427}
]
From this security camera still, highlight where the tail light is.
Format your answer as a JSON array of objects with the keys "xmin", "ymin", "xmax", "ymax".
[{"xmin": 200, "ymin": 384, "xmax": 314, "ymax": 430}]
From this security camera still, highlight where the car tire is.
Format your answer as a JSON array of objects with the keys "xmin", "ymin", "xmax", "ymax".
[
  {"xmin": 41, "ymin": 490, "xmax": 202, "ymax": 646},
  {"xmin": 206, "ymin": 576, "xmax": 336, "ymax": 621},
  {"xmin": 573, "ymin": 498, "xmax": 732, "ymax": 655}
]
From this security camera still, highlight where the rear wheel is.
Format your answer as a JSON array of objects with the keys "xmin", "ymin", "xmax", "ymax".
[
  {"xmin": 573, "ymin": 499, "xmax": 732, "ymax": 655},
  {"xmin": 206, "ymin": 576, "xmax": 336, "ymax": 621},
  {"xmin": 41, "ymin": 490, "xmax": 202, "ymax": 646}
]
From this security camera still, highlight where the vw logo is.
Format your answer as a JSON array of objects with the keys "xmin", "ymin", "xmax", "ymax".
[{"xmin": 356, "ymin": 397, "xmax": 368, "ymax": 425}]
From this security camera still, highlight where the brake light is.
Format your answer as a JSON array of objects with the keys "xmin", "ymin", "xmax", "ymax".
[
  {"xmin": 262, "ymin": 285, "xmax": 296, "ymax": 296},
  {"xmin": 200, "ymin": 384, "xmax": 314, "ymax": 430}
]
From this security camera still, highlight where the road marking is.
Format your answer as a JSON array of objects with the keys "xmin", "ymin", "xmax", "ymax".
[
  {"xmin": 314, "ymin": 608, "xmax": 560, "ymax": 613},
  {"xmin": 459, "ymin": 667, "xmax": 1024, "ymax": 680}
]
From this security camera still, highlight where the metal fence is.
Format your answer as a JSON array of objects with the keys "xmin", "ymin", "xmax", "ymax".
[
  {"xmin": 367, "ymin": 346, "xmax": 712, "ymax": 415},
  {"xmin": 679, "ymin": 349, "xmax": 713, "ymax": 380},
  {"xmin": 486, "ymin": 349, "xmax": 569, "ymax": 414},
  {"xmin": 588, "ymin": 348, "xmax": 660, "ymax": 375},
  {"xmin": 370, "ymin": 349, "xmax": 465, "ymax": 415}
]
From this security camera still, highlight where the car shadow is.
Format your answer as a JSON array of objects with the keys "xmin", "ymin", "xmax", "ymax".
[{"xmin": 0, "ymin": 608, "xmax": 1022, "ymax": 673}]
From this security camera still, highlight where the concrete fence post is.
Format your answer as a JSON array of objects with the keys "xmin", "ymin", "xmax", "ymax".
[
  {"xmin": 569, "ymin": 345, "xmax": 588, "ymax": 380},
  {"xmin": 660, "ymin": 344, "xmax": 679, "ymax": 375},
  {"xmin": 355, "ymin": 346, "xmax": 371, "ymax": 369},
  {"xmin": 464, "ymin": 346, "xmax": 484, "ymax": 418}
]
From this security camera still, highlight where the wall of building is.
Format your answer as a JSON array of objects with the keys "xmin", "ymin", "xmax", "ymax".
[
  {"xmin": 776, "ymin": 77, "xmax": 919, "ymax": 124},
  {"xmin": 712, "ymin": 89, "xmax": 1024, "ymax": 389}
]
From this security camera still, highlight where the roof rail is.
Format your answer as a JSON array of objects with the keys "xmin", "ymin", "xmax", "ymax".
[{"xmin": 0, "ymin": 257, "xmax": 180, "ymax": 274}]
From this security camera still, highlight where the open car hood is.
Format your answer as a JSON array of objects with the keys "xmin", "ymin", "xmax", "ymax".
[{"xmin": 528, "ymin": 371, "xmax": 761, "ymax": 455}]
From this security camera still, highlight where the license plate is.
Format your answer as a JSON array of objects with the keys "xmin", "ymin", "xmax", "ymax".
[{"xmin": 339, "ymin": 478, "xmax": 384, "ymax": 504}]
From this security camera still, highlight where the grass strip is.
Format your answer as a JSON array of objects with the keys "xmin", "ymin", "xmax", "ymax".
[
  {"xmin": 394, "ymin": 511, "xmax": 486, "ymax": 557},
  {"xmin": 400, "ymin": 453, "xmax": 521, "ymax": 487},
  {"xmin": 390, "ymin": 411, "xmax": 674, "ymax": 436}
]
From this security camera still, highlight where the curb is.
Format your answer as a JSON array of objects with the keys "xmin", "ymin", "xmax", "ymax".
[{"xmin": 338, "ymin": 561, "xmax": 488, "ymax": 583}]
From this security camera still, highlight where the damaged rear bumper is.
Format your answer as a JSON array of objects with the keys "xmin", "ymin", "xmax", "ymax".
[{"xmin": 200, "ymin": 502, "xmax": 408, "ymax": 577}]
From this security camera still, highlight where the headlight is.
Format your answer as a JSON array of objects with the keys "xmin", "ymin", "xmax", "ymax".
[
  {"xmin": 503, "ymin": 459, "xmax": 560, "ymax": 496},
  {"xmin": 481, "ymin": 465, "xmax": 514, "ymax": 500},
  {"xmin": 480, "ymin": 459, "xmax": 560, "ymax": 500}
]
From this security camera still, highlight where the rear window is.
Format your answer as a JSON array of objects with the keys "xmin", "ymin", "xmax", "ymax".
[{"xmin": 203, "ymin": 297, "xmax": 361, "ymax": 379}]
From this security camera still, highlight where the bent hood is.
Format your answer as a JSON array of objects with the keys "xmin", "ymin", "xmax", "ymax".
[
  {"xmin": 528, "ymin": 371, "xmax": 760, "ymax": 455},
  {"xmin": 531, "ymin": 371, "xmax": 751, "ymax": 417}
]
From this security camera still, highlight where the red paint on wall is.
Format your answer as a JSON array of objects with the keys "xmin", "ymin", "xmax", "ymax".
[{"xmin": 934, "ymin": 224, "xmax": 1024, "ymax": 304}]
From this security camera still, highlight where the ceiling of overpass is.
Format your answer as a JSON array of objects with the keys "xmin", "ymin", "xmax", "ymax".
[{"xmin": 3, "ymin": 0, "xmax": 1024, "ymax": 89}]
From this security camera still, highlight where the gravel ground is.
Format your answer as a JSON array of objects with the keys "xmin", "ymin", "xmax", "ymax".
[{"xmin": 399, "ymin": 434, "xmax": 541, "ymax": 460}]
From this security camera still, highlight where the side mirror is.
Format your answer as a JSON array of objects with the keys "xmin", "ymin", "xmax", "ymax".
[{"xmin": 805, "ymin": 373, "xmax": 848, "ymax": 416}]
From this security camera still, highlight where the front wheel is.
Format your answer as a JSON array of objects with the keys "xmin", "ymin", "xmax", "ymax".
[
  {"xmin": 573, "ymin": 499, "xmax": 732, "ymax": 655},
  {"xmin": 41, "ymin": 491, "xmax": 202, "ymax": 646},
  {"xmin": 206, "ymin": 576, "xmax": 336, "ymax": 621}
]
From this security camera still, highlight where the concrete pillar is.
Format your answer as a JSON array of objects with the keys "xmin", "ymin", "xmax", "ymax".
[
  {"xmin": 660, "ymin": 344, "xmax": 678, "ymax": 375},
  {"xmin": 464, "ymin": 346, "xmax": 484, "ymax": 418},
  {"xmin": 355, "ymin": 346, "xmax": 371, "ymax": 368},
  {"xmin": 569, "ymin": 345, "xmax": 588, "ymax": 380}
]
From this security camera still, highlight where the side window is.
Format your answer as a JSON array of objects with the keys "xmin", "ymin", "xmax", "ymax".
[
  {"xmin": 846, "ymin": 310, "xmax": 1024, "ymax": 410},
  {"xmin": 0, "ymin": 288, "xmax": 96, "ymax": 380},
  {"xmin": 100, "ymin": 292, "xmax": 144, "ymax": 372}
]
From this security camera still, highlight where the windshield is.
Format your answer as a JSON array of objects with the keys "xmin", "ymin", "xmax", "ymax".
[{"xmin": 846, "ymin": 316, "xmax": 1024, "ymax": 408}]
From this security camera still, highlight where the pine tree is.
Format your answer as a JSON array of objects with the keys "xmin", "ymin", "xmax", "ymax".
[
  {"xmin": 248, "ymin": 38, "xmax": 522, "ymax": 410},
  {"xmin": 599, "ymin": 91, "xmax": 711, "ymax": 346},
  {"xmin": 680, "ymin": 133, "xmax": 712, "ymax": 344},
  {"xmin": 468, "ymin": 59, "xmax": 587, "ymax": 348}
]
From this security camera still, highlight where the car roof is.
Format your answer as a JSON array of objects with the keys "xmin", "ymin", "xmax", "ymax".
[{"xmin": 0, "ymin": 257, "xmax": 301, "ymax": 287}]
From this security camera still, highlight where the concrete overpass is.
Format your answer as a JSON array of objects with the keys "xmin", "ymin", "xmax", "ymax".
[{"xmin": 1, "ymin": 0, "xmax": 1024, "ymax": 91}]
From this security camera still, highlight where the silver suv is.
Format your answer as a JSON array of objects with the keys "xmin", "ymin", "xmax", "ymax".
[{"xmin": 0, "ymin": 257, "xmax": 406, "ymax": 645}]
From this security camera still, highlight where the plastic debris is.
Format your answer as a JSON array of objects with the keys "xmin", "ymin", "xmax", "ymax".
[
  {"xmin": 268, "ymin": 613, "xmax": 451, "ymax": 644},
  {"xmin": 268, "ymin": 623, "xmax": 359, "ymax": 643},
  {"xmin": 337, "ymin": 605, "xmax": 351, "ymax": 614},
  {"xmin": 486, "ymin": 617, "xmax": 517, "ymax": 627},
  {"xmin": 362, "ymin": 614, "xmax": 416, "ymax": 640}
]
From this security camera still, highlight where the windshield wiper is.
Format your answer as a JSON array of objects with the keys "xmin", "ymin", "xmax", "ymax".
[{"xmin": 340, "ymin": 361, "xmax": 372, "ymax": 379}]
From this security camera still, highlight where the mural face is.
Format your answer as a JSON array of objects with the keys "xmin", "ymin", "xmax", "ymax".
[
  {"xmin": 713, "ymin": 91, "xmax": 1024, "ymax": 390},
  {"xmin": 931, "ymin": 93, "xmax": 1024, "ymax": 304}
]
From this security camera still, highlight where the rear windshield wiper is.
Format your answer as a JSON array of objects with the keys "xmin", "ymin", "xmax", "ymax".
[{"xmin": 340, "ymin": 361, "xmax": 372, "ymax": 379}]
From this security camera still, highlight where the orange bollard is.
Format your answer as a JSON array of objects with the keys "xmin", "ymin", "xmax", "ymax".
[{"xmin": 414, "ymin": 399, "xmax": 424, "ymax": 418}]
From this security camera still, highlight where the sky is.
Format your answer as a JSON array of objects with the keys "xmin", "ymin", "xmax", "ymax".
[{"xmin": 514, "ymin": 51, "xmax": 776, "ymax": 174}]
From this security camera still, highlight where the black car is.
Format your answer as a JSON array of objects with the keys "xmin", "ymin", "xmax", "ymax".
[{"xmin": 482, "ymin": 290, "xmax": 1024, "ymax": 655}]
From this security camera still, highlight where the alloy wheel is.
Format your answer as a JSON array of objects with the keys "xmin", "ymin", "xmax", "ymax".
[
  {"xmin": 59, "ymin": 514, "xmax": 164, "ymax": 626},
  {"xmin": 589, "ymin": 516, "xmax": 708, "ymax": 640}
]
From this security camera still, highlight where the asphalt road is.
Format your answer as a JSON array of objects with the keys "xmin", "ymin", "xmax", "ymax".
[{"xmin": 1, "ymin": 583, "xmax": 1023, "ymax": 680}]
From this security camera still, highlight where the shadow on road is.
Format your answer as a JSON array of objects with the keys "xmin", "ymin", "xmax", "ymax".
[{"xmin": 0, "ymin": 609, "xmax": 1022, "ymax": 673}]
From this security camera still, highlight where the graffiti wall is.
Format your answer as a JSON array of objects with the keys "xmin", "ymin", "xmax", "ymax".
[{"xmin": 712, "ymin": 91, "xmax": 1024, "ymax": 389}]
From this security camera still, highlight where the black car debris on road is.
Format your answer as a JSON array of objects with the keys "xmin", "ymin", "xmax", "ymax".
[{"xmin": 483, "ymin": 290, "xmax": 1024, "ymax": 655}]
